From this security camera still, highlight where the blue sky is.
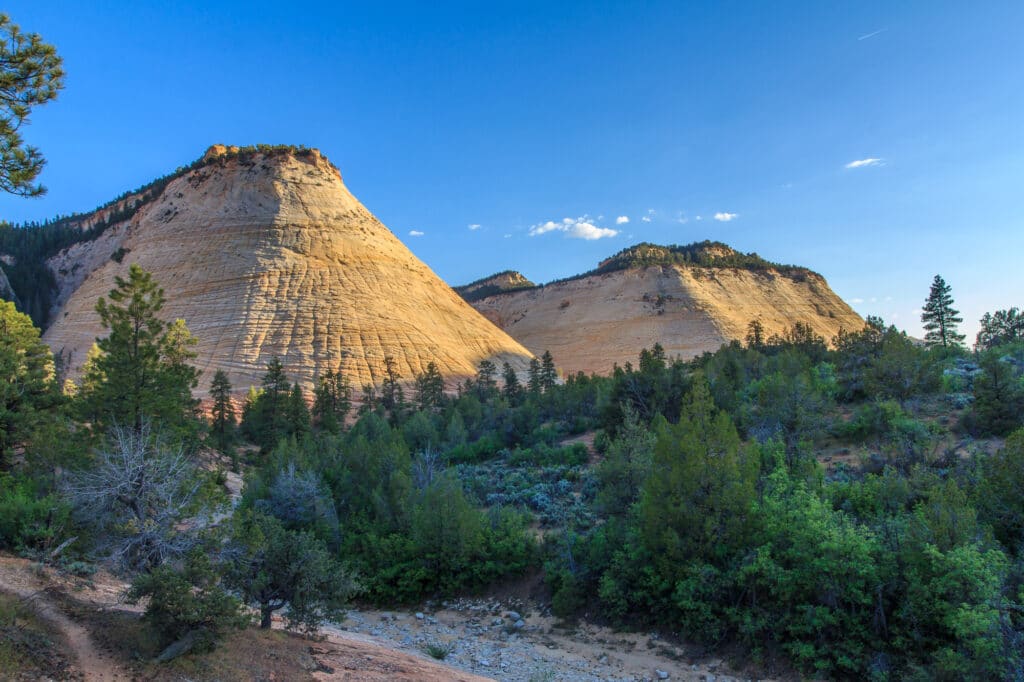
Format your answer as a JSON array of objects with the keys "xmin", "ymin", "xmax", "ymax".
[{"xmin": 2, "ymin": 1, "xmax": 1022, "ymax": 341}]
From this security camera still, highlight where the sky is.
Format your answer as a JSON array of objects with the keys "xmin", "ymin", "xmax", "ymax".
[{"xmin": 2, "ymin": 1, "xmax": 1022, "ymax": 341}]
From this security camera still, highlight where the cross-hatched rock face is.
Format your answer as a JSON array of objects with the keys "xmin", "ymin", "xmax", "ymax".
[
  {"xmin": 43, "ymin": 146, "xmax": 533, "ymax": 396},
  {"xmin": 468, "ymin": 263, "xmax": 864, "ymax": 375}
]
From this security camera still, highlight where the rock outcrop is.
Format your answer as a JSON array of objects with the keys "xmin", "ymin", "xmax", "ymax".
[
  {"xmin": 0, "ymin": 264, "xmax": 18, "ymax": 307},
  {"xmin": 455, "ymin": 270, "xmax": 536, "ymax": 302},
  {"xmin": 43, "ymin": 145, "xmax": 533, "ymax": 395},
  {"xmin": 464, "ymin": 243, "xmax": 864, "ymax": 375}
]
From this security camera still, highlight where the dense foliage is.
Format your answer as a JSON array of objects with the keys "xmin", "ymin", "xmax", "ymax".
[{"xmin": 1, "ymin": 265, "xmax": 1022, "ymax": 677}]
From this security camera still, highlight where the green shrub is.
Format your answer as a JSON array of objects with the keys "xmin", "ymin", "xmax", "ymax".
[
  {"xmin": 127, "ymin": 552, "xmax": 247, "ymax": 654},
  {"xmin": 447, "ymin": 433, "xmax": 504, "ymax": 463},
  {"xmin": 0, "ymin": 476, "xmax": 68, "ymax": 552},
  {"xmin": 507, "ymin": 443, "xmax": 587, "ymax": 467},
  {"xmin": 423, "ymin": 641, "xmax": 453, "ymax": 660}
]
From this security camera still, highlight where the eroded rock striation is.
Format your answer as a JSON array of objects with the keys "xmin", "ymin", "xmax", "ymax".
[
  {"xmin": 43, "ymin": 145, "xmax": 533, "ymax": 395},
  {"xmin": 462, "ymin": 242, "xmax": 864, "ymax": 375}
]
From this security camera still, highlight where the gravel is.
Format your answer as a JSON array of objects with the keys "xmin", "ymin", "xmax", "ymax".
[{"xmin": 330, "ymin": 598, "xmax": 749, "ymax": 682}]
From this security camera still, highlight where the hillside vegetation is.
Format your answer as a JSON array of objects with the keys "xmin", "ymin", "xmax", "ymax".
[{"xmin": 2, "ymin": 265, "xmax": 1023, "ymax": 679}]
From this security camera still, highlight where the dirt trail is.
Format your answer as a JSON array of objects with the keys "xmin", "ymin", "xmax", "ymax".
[
  {"xmin": 0, "ymin": 557, "xmax": 131, "ymax": 680},
  {"xmin": 0, "ymin": 555, "xmax": 492, "ymax": 681}
]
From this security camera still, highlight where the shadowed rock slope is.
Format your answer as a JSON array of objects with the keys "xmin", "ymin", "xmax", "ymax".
[
  {"xmin": 462, "ymin": 242, "xmax": 864, "ymax": 375},
  {"xmin": 0, "ymin": 264, "xmax": 17, "ymax": 307},
  {"xmin": 43, "ymin": 145, "xmax": 533, "ymax": 395}
]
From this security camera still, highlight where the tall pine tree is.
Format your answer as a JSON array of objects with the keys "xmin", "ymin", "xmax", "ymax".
[
  {"xmin": 413, "ymin": 361, "xmax": 444, "ymax": 411},
  {"xmin": 312, "ymin": 368, "xmax": 351, "ymax": 433},
  {"xmin": 527, "ymin": 357, "xmax": 542, "ymax": 396},
  {"xmin": 80, "ymin": 264, "xmax": 199, "ymax": 435},
  {"xmin": 209, "ymin": 370, "xmax": 236, "ymax": 453},
  {"xmin": 540, "ymin": 350, "xmax": 558, "ymax": 391},
  {"xmin": 921, "ymin": 275, "xmax": 965, "ymax": 349}
]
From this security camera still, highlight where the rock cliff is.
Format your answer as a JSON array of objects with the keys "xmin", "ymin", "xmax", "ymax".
[
  {"xmin": 42, "ymin": 145, "xmax": 533, "ymax": 395},
  {"xmin": 0, "ymin": 264, "xmax": 17, "ymax": 307},
  {"xmin": 464, "ymin": 243, "xmax": 864, "ymax": 375}
]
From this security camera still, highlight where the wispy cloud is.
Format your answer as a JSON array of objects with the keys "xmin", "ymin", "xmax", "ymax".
[
  {"xmin": 845, "ymin": 157, "xmax": 884, "ymax": 169},
  {"xmin": 850, "ymin": 297, "xmax": 865, "ymax": 304},
  {"xmin": 714, "ymin": 212, "xmax": 738, "ymax": 222},
  {"xmin": 529, "ymin": 216, "xmax": 619, "ymax": 240},
  {"xmin": 641, "ymin": 209, "xmax": 655, "ymax": 223},
  {"xmin": 467, "ymin": 223, "xmax": 481, "ymax": 231},
  {"xmin": 858, "ymin": 28, "xmax": 887, "ymax": 41},
  {"xmin": 616, "ymin": 216, "xmax": 630, "ymax": 225},
  {"xmin": 408, "ymin": 230, "xmax": 424, "ymax": 237}
]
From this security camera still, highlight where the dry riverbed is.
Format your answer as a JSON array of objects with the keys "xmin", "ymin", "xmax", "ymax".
[{"xmin": 332, "ymin": 598, "xmax": 762, "ymax": 682}]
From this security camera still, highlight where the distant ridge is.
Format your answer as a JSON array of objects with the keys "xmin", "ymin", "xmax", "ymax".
[
  {"xmin": 455, "ymin": 270, "xmax": 536, "ymax": 303},
  {"xmin": 456, "ymin": 241, "xmax": 819, "ymax": 305}
]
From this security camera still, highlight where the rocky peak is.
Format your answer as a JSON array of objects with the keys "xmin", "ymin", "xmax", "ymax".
[
  {"xmin": 42, "ymin": 145, "xmax": 533, "ymax": 396},
  {"xmin": 456, "ymin": 270, "xmax": 536, "ymax": 302}
]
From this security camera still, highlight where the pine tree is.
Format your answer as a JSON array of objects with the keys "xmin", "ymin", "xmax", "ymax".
[
  {"xmin": 380, "ymin": 355, "xmax": 404, "ymax": 415},
  {"xmin": 0, "ymin": 14, "xmax": 65, "ymax": 197},
  {"xmin": 745, "ymin": 319, "xmax": 765, "ymax": 350},
  {"xmin": 359, "ymin": 384, "xmax": 377, "ymax": 415},
  {"xmin": 414, "ymin": 361, "xmax": 445, "ymax": 410},
  {"xmin": 540, "ymin": 351, "xmax": 557, "ymax": 391},
  {"xmin": 921, "ymin": 275, "xmax": 965, "ymax": 349},
  {"xmin": 260, "ymin": 356, "xmax": 290, "ymax": 435},
  {"xmin": 240, "ymin": 356, "xmax": 290, "ymax": 450},
  {"xmin": 501, "ymin": 361, "xmax": 521, "ymax": 402},
  {"xmin": 287, "ymin": 383, "xmax": 310, "ymax": 438},
  {"xmin": 80, "ymin": 264, "xmax": 199, "ymax": 434},
  {"xmin": 475, "ymin": 359, "xmax": 498, "ymax": 399},
  {"xmin": 209, "ymin": 370, "xmax": 236, "ymax": 453},
  {"xmin": 638, "ymin": 378, "xmax": 756, "ymax": 572},
  {"xmin": 975, "ymin": 307, "xmax": 1024, "ymax": 350},
  {"xmin": 527, "ymin": 357, "xmax": 542, "ymax": 396},
  {"xmin": 312, "ymin": 368, "xmax": 351, "ymax": 433}
]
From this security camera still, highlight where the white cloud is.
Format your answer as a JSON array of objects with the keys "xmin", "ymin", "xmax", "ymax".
[
  {"xmin": 468, "ymin": 223, "xmax": 481, "ymax": 230},
  {"xmin": 616, "ymin": 216, "xmax": 630, "ymax": 225},
  {"xmin": 641, "ymin": 216, "xmax": 652, "ymax": 223},
  {"xmin": 528, "ymin": 216, "xmax": 619, "ymax": 241},
  {"xmin": 503, "ymin": 233, "xmax": 511, "ymax": 239},
  {"xmin": 408, "ymin": 230, "xmax": 424, "ymax": 237},
  {"xmin": 850, "ymin": 297, "xmax": 865, "ymax": 304},
  {"xmin": 675, "ymin": 212, "xmax": 689, "ymax": 224},
  {"xmin": 695, "ymin": 215, "xmax": 703, "ymax": 221},
  {"xmin": 845, "ymin": 158, "xmax": 884, "ymax": 169},
  {"xmin": 714, "ymin": 212, "xmax": 738, "ymax": 222}
]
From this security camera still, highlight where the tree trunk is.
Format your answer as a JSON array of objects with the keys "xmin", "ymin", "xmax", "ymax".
[{"xmin": 261, "ymin": 605, "xmax": 273, "ymax": 629}]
